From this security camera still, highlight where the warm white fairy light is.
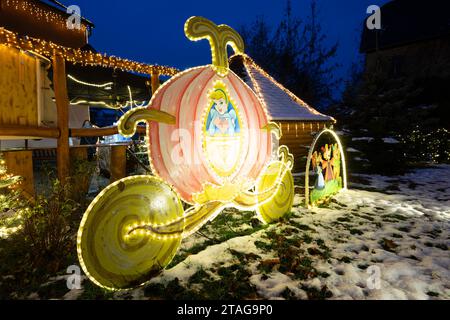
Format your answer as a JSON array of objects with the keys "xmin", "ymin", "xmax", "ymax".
[
  {"xmin": 127, "ymin": 85, "xmax": 133, "ymax": 108},
  {"xmin": 4, "ymin": 0, "xmax": 89, "ymax": 32},
  {"xmin": 0, "ymin": 27, "xmax": 179, "ymax": 76},
  {"xmin": 68, "ymin": 74, "xmax": 113, "ymax": 89},
  {"xmin": 68, "ymin": 81, "xmax": 148, "ymax": 109},
  {"xmin": 69, "ymin": 99, "xmax": 146, "ymax": 111},
  {"xmin": 127, "ymin": 85, "xmax": 145, "ymax": 109}
]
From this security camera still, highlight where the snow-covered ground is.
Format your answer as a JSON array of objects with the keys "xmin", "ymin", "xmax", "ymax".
[
  {"xmin": 105, "ymin": 165, "xmax": 450, "ymax": 300},
  {"xmin": 30, "ymin": 165, "xmax": 450, "ymax": 300}
]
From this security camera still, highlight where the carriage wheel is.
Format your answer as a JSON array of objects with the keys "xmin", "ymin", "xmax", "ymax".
[
  {"xmin": 77, "ymin": 176, "xmax": 184, "ymax": 291},
  {"xmin": 256, "ymin": 162, "xmax": 295, "ymax": 223}
]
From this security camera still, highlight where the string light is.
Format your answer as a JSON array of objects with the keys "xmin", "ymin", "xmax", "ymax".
[
  {"xmin": 0, "ymin": 27, "xmax": 179, "ymax": 76},
  {"xmin": 68, "ymin": 76, "xmax": 148, "ymax": 109},
  {"xmin": 4, "ymin": 0, "xmax": 89, "ymax": 33},
  {"xmin": 70, "ymin": 99, "xmax": 147, "ymax": 111},
  {"xmin": 243, "ymin": 58, "xmax": 270, "ymax": 115},
  {"xmin": 127, "ymin": 85, "xmax": 133, "ymax": 108},
  {"xmin": 68, "ymin": 74, "xmax": 113, "ymax": 89}
]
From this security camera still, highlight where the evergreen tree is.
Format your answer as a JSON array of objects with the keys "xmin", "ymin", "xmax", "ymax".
[{"xmin": 240, "ymin": 0, "xmax": 339, "ymax": 107}]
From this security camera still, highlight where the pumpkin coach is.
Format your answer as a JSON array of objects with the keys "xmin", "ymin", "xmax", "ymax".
[{"xmin": 77, "ymin": 16, "xmax": 347, "ymax": 291}]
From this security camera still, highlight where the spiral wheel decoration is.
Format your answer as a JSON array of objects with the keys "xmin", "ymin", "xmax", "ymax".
[
  {"xmin": 256, "ymin": 162, "xmax": 294, "ymax": 223},
  {"xmin": 77, "ymin": 176, "xmax": 184, "ymax": 290}
]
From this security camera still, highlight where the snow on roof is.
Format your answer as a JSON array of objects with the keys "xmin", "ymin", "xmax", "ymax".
[{"xmin": 230, "ymin": 54, "xmax": 335, "ymax": 122}]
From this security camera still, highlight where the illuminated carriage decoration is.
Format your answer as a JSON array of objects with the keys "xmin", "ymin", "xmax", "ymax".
[{"xmin": 77, "ymin": 17, "xmax": 347, "ymax": 291}]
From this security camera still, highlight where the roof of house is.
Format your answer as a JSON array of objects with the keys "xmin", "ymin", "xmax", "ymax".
[
  {"xmin": 0, "ymin": 0, "xmax": 94, "ymax": 48},
  {"xmin": 360, "ymin": 0, "xmax": 450, "ymax": 53},
  {"xmin": 229, "ymin": 54, "xmax": 334, "ymax": 122},
  {"xmin": 39, "ymin": 0, "xmax": 94, "ymax": 27}
]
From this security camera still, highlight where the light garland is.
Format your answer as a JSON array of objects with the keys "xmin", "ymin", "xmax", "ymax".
[
  {"xmin": 68, "ymin": 74, "xmax": 112, "ymax": 89},
  {"xmin": 4, "ymin": 0, "xmax": 89, "ymax": 32},
  {"xmin": 127, "ymin": 85, "xmax": 133, "ymax": 108},
  {"xmin": 70, "ymin": 99, "xmax": 147, "ymax": 111},
  {"xmin": 0, "ymin": 27, "xmax": 179, "ymax": 76},
  {"xmin": 68, "ymin": 76, "xmax": 148, "ymax": 109},
  {"xmin": 70, "ymin": 100, "xmax": 116, "ymax": 109},
  {"xmin": 243, "ymin": 59, "xmax": 270, "ymax": 118},
  {"xmin": 125, "ymin": 86, "xmax": 147, "ymax": 109}
]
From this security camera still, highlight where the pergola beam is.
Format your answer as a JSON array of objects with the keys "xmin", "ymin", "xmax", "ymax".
[
  {"xmin": 0, "ymin": 27, "xmax": 179, "ymax": 77},
  {"xmin": 53, "ymin": 53, "xmax": 70, "ymax": 182},
  {"xmin": 151, "ymin": 72, "xmax": 160, "ymax": 95},
  {"xmin": 0, "ymin": 126, "xmax": 60, "ymax": 139},
  {"xmin": 70, "ymin": 125, "xmax": 147, "ymax": 138},
  {"xmin": 0, "ymin": 125, "xmax": 147, "ymax": 140}
]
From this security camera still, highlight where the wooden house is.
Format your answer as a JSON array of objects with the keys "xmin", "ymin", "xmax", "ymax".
[
  {"xmin": 230, "ymin": 54, "xmax": 335, "ymax": 173},
  {"xmin": 0, "ymin": 0, "xmax": 178, "ymax": 197}
]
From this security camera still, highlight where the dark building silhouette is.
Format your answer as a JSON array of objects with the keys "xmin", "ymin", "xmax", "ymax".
[
  {"xmin": 360, "ymin": 0, "xmax": 450, "ymax": 80},
  {"xmin": 356, "ymin": 0, "xmax": 450, "ymax": 133}
]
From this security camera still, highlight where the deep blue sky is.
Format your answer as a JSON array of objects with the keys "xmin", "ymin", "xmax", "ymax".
[{"xmin": 72, "ymin": 0, "xmax": 390, "ymax": 99}]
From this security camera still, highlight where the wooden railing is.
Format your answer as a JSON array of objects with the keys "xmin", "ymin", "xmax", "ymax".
[
  {"xmin": 70, "ymin": 126, "xmax": 147, "ymax": 138},
  {"xmin": 0, "ymin": 126, "xmax": 60, "ymax": 139},
  {"xmin": 0, "ymin": 125, "xmax": 147, "ymax": 139}
]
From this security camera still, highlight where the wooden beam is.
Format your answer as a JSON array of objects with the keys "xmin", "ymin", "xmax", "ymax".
[
  {"xmin": 0, "ymin": 126, "xmax": 60, "ymax": 139},
  {"xmin": 110, "ymin": 145, "xmax": 127, "ymax": 182},
  {"xmin": 70, "ymin": 125, "xmax": 147, "ymax": 138},
  {"xmin": 71, "ymin": 126, "xmax": 118, "ymax": 138},
  {"xmin": 151, "ymin": 72, "xmax": 160, "ymax": 95},
  {"xmin": 52, "ymin": 53, "xmax": 70, "ymax": 182},
  {"xmin": 0, "ymin": 27, "xmax": 180, "ymax": 77}
]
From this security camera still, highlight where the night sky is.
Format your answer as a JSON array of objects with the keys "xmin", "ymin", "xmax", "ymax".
[{"xmin": 72, "ymin": 0, "xmax": 390, "ymax": 97}]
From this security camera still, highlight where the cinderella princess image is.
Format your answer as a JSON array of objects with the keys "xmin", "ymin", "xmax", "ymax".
[
  {"xmin": 310, "ymin": 144, "xmax": 343, "ymax": 204},
  {"xmin": 206, "ymin": 85, "xmax": 241, "ymax": 137}
]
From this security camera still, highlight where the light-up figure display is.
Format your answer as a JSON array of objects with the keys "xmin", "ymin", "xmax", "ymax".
[{"xmin": 77, "ymin": 16, "xmax": 296, "ymax": 291}]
